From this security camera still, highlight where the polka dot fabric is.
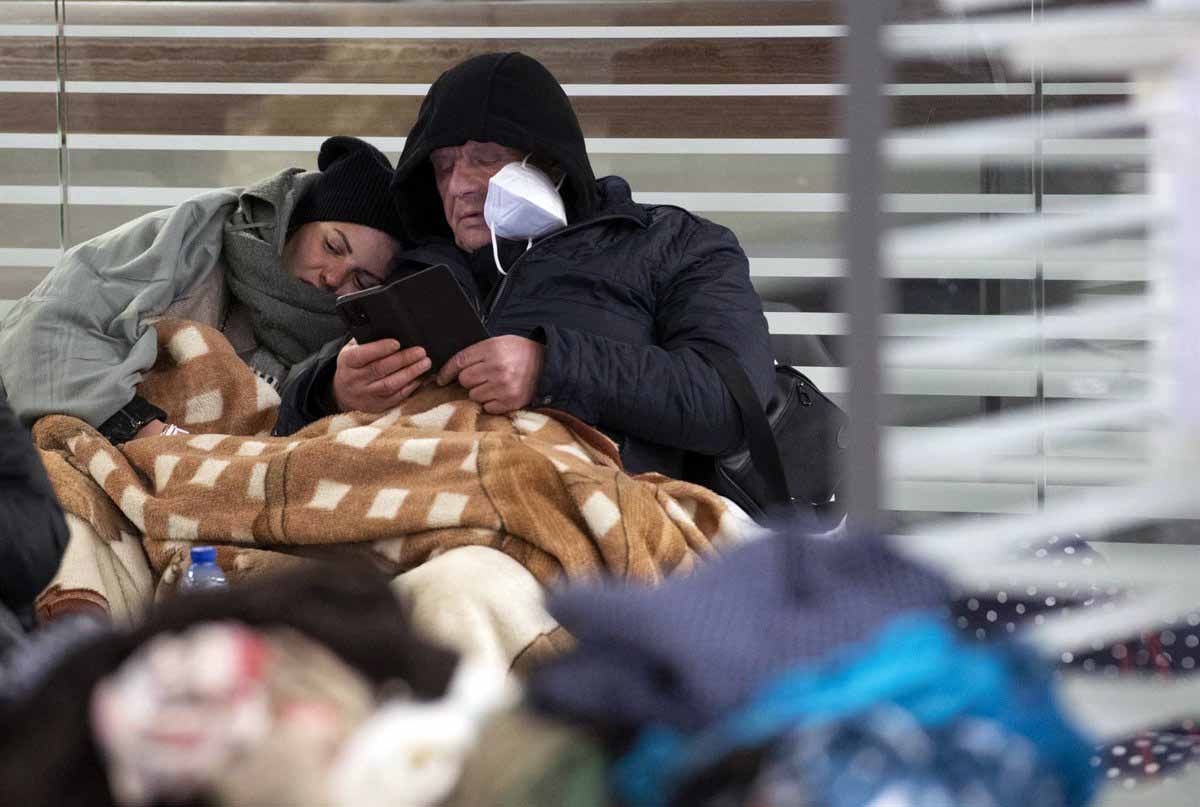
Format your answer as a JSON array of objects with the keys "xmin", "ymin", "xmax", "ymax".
[
  {"xmin": 1092, "ymin": 721, "xmax": 1200, "ymax": 792},
  {"xmin": 951, "ymin": 535, "xmax": 1200, "ymax": 675},
  {"xmin": 1068, "ymin": 620, "xmax": 1200, "ymax": 676},
  {"xmin": 951, "ymin": 535, "xmax": 1200, "ymax": 794},
  {"xmin": 951, "ymin": 534, "xmax": 1110, "ymax": 644}
]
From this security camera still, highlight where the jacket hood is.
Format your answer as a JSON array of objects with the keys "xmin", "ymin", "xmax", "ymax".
[
  {"xmin": 391, "ymin": 52, "xmax": 599, "ymax": 244},
  {"xmin": 236, "ymin": 167, "xmax": 319, "ymax": 256}
]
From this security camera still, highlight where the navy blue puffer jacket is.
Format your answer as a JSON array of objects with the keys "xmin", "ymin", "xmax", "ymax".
[{"xmin": 276, "ymin": 53, "xmax": 775, "ymax": 478}]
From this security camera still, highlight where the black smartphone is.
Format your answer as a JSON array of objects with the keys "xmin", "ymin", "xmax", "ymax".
[{"xmin": 334, "ymin": 263, "xmax": 489, "ymax": 370}]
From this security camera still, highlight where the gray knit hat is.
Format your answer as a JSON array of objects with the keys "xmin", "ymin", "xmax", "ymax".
[{"xmin": 289, "ymin": 136, "xmax": 405, "ymax": 241}]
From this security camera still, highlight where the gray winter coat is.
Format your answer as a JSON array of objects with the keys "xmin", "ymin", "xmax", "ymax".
[{"xmin": 0, "ymin": 169, "xmax": 347, "ymax": 428}]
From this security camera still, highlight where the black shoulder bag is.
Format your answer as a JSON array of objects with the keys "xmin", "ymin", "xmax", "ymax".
[{"xmin": 696, "ymin": 347, "xmax": 849, "ymax": 525}]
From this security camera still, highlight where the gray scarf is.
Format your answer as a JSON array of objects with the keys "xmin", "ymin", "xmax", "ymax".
[{"xmin": 222, "ymin": 168, "xmax": 348, "ymax": 367}]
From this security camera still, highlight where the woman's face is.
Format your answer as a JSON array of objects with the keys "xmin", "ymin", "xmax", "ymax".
[{"xmin": 282, "ymin": 221, "xmax": 399, "ymax": 296}]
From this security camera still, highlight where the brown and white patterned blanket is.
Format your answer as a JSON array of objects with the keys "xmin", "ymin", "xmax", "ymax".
[{"xmin": 34, "ymin": 320, "xmax": 744, "ymax": 615}]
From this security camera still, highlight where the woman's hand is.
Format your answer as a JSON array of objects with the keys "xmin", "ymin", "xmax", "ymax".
[
  {"xmin": 134, "ymin": 419, "xmax": 167, "ymax": 439},
  {"xmin": 132, "ymin": 420, "xmax": 188, "ymax": 439},
  {"xmin": 333, "ymin": 339, "xmax": 432, "ymax": 413}
]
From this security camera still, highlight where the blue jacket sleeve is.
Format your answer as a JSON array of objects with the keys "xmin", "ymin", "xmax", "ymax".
[{"xmin": 536, "ymin": 220, "xmax": 775, "ymax": 456}]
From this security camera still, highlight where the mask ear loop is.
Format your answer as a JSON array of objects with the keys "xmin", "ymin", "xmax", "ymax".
[
  {"xmin": 538, "ymin": 174, "xmax": 566, "ymax": 250},
  {"xmin": 490, "ymin": 223, "xmax": 507, "ymax": 276},
  {"xmin": 522, "ymin": 152, "xmax": 566, "ymax": 190},
  {"xmin": 521, "ymin": 156, "xmax": 537, "ymax": 252},
  {"xmin": 524, "ymin": 155, "xmax": 565, "ymax": 252}
]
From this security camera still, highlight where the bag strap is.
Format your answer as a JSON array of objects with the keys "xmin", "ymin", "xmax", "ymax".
[{"xmin": 696, "ymin": 346, "xmax": 794, "ymax": 511}]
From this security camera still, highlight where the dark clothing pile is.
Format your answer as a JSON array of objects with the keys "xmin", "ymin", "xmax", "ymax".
[
  {"xmin": 445, "ymin": 709, "xmax": 613, "ymax": 807},
  {"xmin": 0, "ymin": 567, "xmax": 457, "ymax": 807},
  {"xmin": 276, "ymin": 53, "xmax": 776, "ymax": 480},
  {"xmin": 0, "ymin": 614, "xmax": 108, "ymax": 708},
  {"xmin": 738, "ymin": 707, "xmax": 1077, "ymax": 807},
  {"xmin": 0, "ymin": 396, "xmax": 69, "ymax": 642},
  {"xmin": 530, "ymin": 532, "xmax": 950, "ymax": 733},
  {"xmin": 527, "ymin": 530, "xmax": 1098, "ymax": 807}
]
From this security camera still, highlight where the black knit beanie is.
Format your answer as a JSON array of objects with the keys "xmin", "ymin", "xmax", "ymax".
[{"xmin": 289, "ymin": 135, "xmax": 405, "ymax": 241}]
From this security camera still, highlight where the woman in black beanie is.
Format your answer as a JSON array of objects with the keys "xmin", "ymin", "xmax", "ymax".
[
  {"xmin": 0, "ymin": 135, "xmax": 407, "ymax": 444},
  {"xmin": 283, "ymin": 136, "xmax": 406, "ymax": 296}
]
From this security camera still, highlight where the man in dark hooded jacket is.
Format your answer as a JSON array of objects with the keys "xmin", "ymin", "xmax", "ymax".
[{"xmin": 277, "ymin": 52, "xmax": 775, "ymax": 479}]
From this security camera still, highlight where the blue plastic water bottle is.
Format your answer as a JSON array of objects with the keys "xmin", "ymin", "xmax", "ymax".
[{"xmin": 181, "ymin": 546, "xmax": 227, "ymax": 591}]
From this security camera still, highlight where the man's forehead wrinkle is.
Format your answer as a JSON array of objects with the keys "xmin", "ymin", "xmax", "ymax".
[{"xmin": 432, "ymin": 141, "xmax": 522, "ymax": 165}]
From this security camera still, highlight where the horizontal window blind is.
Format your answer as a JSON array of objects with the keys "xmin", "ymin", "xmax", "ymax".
[{"xmin": 868, "ymin": 9, "xmax": 1200, "ymax": 779}]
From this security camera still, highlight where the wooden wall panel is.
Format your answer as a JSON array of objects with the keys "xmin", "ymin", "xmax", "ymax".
[
  {"xmin": 47, "ymin": 0, "xmax": 1106, "ymax": 29},
  {"xmin": 0, "ymin": 1, "xmax": 55, "ymax": 24},
  {"xmin": 0, "ymin": 93, "xmax": 57, "ymax": 133},
  {"xmin": 66, "ymin": 37, "xmax": 826, "ymax": 85},
  {"xmin": 61, "ymin": 1, "xmax": 837, "ymax": 27},
  {"xmin": 62, "ymin": 94, "xmax": 816, "ymax": 138},
  {"xmin": 0, "ymin": 206, "xmax": 63, "ymax": 250},
  {"xmin": 64, "ymin": 37, "xmax": 1000, "ymax": 86},
  {"xmin": 0, "ymin": 38, "xmax": 57, "ymax": 82},
  {"xmin": 1044, "ymin": 93, "xmax": 1132, "ymax": 113},
  {"xmin": 0, "ymin": 266, "xmax": 51, "ymax": 299},
  {"xmin": 62, "ymin": 93, "xmax": 1037, "ymax": 139}
]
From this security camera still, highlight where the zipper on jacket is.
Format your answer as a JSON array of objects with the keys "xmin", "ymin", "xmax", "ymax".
[{"xmin": 480, "ymin": 212, "xmax": 644, "ymax": 326}]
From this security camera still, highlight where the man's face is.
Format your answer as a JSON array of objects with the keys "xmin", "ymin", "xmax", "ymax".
[{"xmin": 430, "ymin": 140, "xmax": 525, "ymax": 251}]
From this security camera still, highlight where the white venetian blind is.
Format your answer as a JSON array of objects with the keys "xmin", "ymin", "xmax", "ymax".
[
  {"xmin": 877, "ymin": 3, "xmax": 1200, "ymax": 793},
  {"xmin": 875, "ymin": 0, "xmax": 1169, "ymax": 524}
]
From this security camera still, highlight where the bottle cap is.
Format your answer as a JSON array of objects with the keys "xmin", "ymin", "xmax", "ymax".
[{"xmin": 190, "ymin": 545, "xmax": 217, "ymax": 564}]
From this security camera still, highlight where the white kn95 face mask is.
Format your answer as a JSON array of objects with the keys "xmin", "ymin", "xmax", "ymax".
[{"xmin": 483, "ymin": 155, "xmax": 567, "ymax": 275}]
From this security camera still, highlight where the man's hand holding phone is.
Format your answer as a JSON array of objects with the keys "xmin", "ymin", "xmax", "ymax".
[
  {"xmin": 333, "ymin": 338, "xmax": 432, "ymax": 413},
  {"xmin": 436, "ymin": 335, "xmax": 545, "ymax": 414}
]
